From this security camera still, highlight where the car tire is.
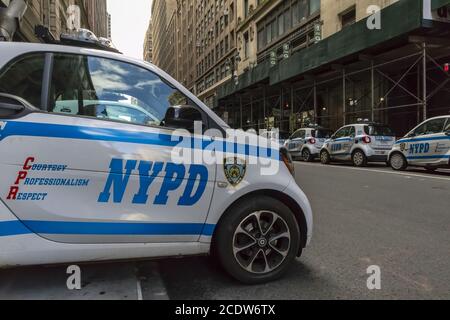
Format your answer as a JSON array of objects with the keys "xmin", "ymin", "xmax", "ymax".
[
  {"xmin": 390, "ymin": 152, "xmax": 407, "ymax": 171},
  {"xmin": 320, "ymin": 150, "xmax": 331, "ymax": 164},
  {"xmin": 352, "ymin": 150, "xmax": 368, "ymax": 167},
  {"xmin": 215, "ymin": 196, "xmax": 301, "ymax": 285},
  {"xmin": 302, "ymin": 149, "xmax": 314, "ymax": 162}
]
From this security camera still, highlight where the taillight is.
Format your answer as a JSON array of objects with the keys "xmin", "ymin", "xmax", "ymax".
[
  {"xmin": 362, "ymin": 136, "xmax": 372, "ymax": 144},
  {"xmin": 309, "ymin": 138, "xmax": 316, "ymax": 144}
]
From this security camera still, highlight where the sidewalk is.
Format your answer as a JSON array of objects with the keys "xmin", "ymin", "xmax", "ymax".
[{"xmin": 0, "ymin": 261, "xmax": 169, "ymax": 300}]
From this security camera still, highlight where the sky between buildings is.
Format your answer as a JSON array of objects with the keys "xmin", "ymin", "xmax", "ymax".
[{"xmin": 107, "ymin": 0, "xmax": 152, "ymax": 59}]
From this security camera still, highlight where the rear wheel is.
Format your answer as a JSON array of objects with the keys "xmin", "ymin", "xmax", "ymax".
[
  {"xmin": 320, "ymin": 150, "xmax": 331, "ymax": 164},
  {"xmin": 302, "ymin": 149, "xmax": 314, "ymax": 162},
  {"xmin": 390, "ymin": 153, "xmax": 407, "ymax": 171},
  {"xmin": 215, "ymin": 196, "xmax": 301, "ymax": 284},
  {"xmin": 352, "ymin": 150, "xmax": 368, "ymax": 167}
]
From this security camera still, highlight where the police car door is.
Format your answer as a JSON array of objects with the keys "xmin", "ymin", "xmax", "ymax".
[
  {"xmin": 289, "ymin": 129, "xmax": 305, "ymax": 152},
  {"xmin": 406, "ymin": 117, "xmax": 448, "ymax": 165},
  {"xmin": 330, "ymin": 126, "xmax": 351, "ymax": 158},
  {"xmin": 0, "ymin": 53, "xmax": 215, "ymax": 244}
]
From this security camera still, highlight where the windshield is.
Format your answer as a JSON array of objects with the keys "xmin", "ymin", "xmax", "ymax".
[
  {"xmin": 313, "ymin": 129, "xmax": 333, "ymax": 139},
  {"xmin": 364, "ymin": 125, "xmax": 394, "ymax": 136}
]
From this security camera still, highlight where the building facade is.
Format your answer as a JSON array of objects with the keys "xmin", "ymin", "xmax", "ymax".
[
  {"xmin": 0, "ymin": 0, "xmax": 108, "ymax": 42},
  {"xmin": 151, "ymin": 0, "xmax": 178, "ymax": 78},
  {"xmin": 151, "ymin": 0, "xmax": 238, "ymax": 107},
  {"xmin": 216, "ymin": 0, "xmax": 450, "ymax": 136},
  {"xmin": 143, "ymin": 19, "xmax": 153, "ymax": 62},
  {"xmin": 194, "ymin": 0, "xmax": 238, "ymax": 107},
  {"xmin": 83, "ymin": 0, "xmax": 109, "ymax": 38}
]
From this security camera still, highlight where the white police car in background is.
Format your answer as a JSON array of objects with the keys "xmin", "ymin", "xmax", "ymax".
[
  {"xmin": 320, "ymin": 121, "xmax": 396, "ymax": 167},
  {"xmin": 0, "ymin": 37, "xmax": 313, "ymax": 284},
  {"xmin": 284, "ymin": 126, "xmax": 333, "ymax": 161},
  {"xmin": 389, "ymin": 116, "xmax": 450, "ymax": 172}
]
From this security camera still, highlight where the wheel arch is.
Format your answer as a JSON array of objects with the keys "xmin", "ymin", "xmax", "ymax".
[{"xmin": 211, "ymin": 189, "xmax": 308, "ymax": 256}]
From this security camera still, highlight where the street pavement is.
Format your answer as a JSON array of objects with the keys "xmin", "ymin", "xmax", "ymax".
[
  {"xmin": 1, "ymin": 162, "xmax": 449, "ymax": 300},
  {"xmin": 157, "ymin": 162, "xmax": 450, "ymax": 300}
]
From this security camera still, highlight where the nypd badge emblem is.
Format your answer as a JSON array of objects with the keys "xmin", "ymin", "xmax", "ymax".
[{"xmin": 224, "ymin": 157, "xmax": 247, "ymax": 186}]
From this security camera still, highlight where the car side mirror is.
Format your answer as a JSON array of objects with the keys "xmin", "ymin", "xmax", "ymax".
[
  {"xmin": 0, "ymin": 93, "xmax": 36, "ymax": 118},
  {"xmin": 445, "ymin": 130, "xmax": 450, "ymax": 136},
  {"xmin": 163, "ymin": 105, "xmax": 204, "ymax": 133},
  {"xmin": 406, "ymin": 132, "xmax": 416, "ymax": 138},
  {"xmin": 331, "ymin": 135, "xmax": 336, "ymax": 140}
]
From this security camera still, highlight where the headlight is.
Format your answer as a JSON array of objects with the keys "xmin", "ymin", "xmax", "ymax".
[{"xmin": 280, "ymin": 147, "xmax": 295, "ymax": 176}]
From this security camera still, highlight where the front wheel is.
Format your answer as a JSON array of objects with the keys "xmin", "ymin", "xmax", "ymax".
[
  {"xmin": 390, "ymin": 153, "xmax": 407, "ymax": 171},
  {"xmin": 215, "ymin": 196, "xmax": 301, "ymax": 284}
]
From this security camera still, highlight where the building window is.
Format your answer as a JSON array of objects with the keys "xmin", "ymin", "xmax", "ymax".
[
  {"xmin": 257, "ymin": 28, "xmax": 266, "ymax": 51},
  {"xmin": 244, "ymin": 0, "xmax": 249, "ymax": 18},
  {"xmin": 309, "ymin": 0, "xmax": 320, "ymax": 15},
  {"xmin": 340, "ymin": 7, "xmax": 356, "ymax": 29},
  {"xmin": 243, "ymin": 32, "xmax": 250, "ymax": 59}
]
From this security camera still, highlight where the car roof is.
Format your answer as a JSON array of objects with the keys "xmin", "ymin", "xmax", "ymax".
[{"xmin": 0, "ymin": 42, "xmax": 229, "ymax": 129}]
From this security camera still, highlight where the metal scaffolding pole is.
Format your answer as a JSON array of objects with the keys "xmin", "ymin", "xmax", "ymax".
[
  {"xmin": 371, "ymin": 61, "xmax": 375, "ymax": 122},
  {"xmin": 263, "ymin": 88, "xmax": 266, "ymax": 129},
  {"xmin": 343, "ymin": 69, "xmax": 346, "ymax": 125},
  {"xmin": 291, "ymin": 86, "xmax": 294, "ymax": 132},
  {"xmin": 313, "ymin": 81, "xmax": 317, "ymax": 123},
  {"xmin": 423, "ymin": 43, "xmax": 427, "ymax": 120},
  {"xmin": 239, "ymin": 95, "xmax": 243, "ymax": 128}
]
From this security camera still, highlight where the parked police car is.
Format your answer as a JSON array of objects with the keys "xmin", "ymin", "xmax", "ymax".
[
  {"xmin": 389, "ymin": 116, "xmax": 450, "ymax": 172},
  {"xmin": 0, "ymin": 36, "xmax": 313, "ymax": 284},
  {"xmin": 320, "ymin": 122, "xmax": 396, "ymax": 167},
  {"xmin": 284, "ymin": 126, "xmax": 333, "ymax": 161}
]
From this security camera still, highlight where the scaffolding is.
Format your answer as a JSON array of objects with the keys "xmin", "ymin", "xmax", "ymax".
[{"xmin": 218, "ymin": 36, "xmax": 450, "ymax": 136}]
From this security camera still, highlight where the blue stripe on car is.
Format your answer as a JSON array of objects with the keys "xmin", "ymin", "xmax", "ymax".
[
  {"xmin": 396, "ymin": 136, "xmax": 450, "ymax": 144},
  {"xmin": 0, "ymin": 220, "xmax": 216, "ymax": 237},
  {"xmin": 0, "ymin": 121, "xmax": 279, "ymax": 160},
  {"xmin": 406, "ymin": 155, "xmax": 450, "ymax": 160}
]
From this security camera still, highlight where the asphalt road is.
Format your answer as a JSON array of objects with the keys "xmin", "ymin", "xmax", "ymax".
[
  {"xmin": 1, "ymin": 162, "xmax": 449, "ymax": 300},
  {"xmin": 157, "ymin": 163, "xmax": 450, "ymax": 300}
]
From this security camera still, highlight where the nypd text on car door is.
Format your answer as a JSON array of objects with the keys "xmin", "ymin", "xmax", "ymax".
[{"xmin": 329, "ymin": 126, "xmax": 354, "ymax": 158}]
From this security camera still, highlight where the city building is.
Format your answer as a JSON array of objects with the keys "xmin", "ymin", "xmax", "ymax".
[
  {"xmin": 83, "ymin": 0, "xmax": 109, "ymax": 38},
  {"xmin": 176, "ymin": 0, "xmax": 196, "ymax": 91},
  {"xmin": 151, "ymin": 0, "xmax": 238, "ymax": 107},
  {"xmin": 107, "ymin": 12, "xmax": 111, "ymax": 39},
  {"xmin": 194, "ymin": 0, "xmax": 238, "ymax": 107},
  {"xmin": 0, "ymin": 0, "xmax": 108, "ymax": 42},
  {"xmin": 216, "ymin": 0, "xmax": 450, "ymax": 136},
  {"xmin": 151, "ymin": 0, "xmax": 178, "ymax": 78},
  {"xmin": 143, "ymin": 19, "xmax": 153, "ymax": 62}
]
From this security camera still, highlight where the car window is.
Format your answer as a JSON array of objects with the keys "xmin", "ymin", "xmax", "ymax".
[
  {"xmin": 291, "ymin": 130, "xmax": 303, "ymax": 139},
  {"xmin": 364, "ymin": 125, "xmax": 394, "ymax": 136},
  {"xmin": 413, "ymin": 118, "xmax": 447, "ymax": 136},
  {"xmin": 314, "ymin": 129, "xmax": 333, "ymax": 139},
  {"xmin": 348, "ymin": 126, "xmax": 356, "ymax": 137},
  {"xmin": 444, "ymin": 118, "xmax": 450, "ymax": 131},
  {"xmin": 334, "ymin": 127, "xmax": 349, "ymax": 139},
  {"xmin": 48, "ymin": 54, "xmax": 194, "ymax": 128},
  {"xmin": 0, "ymin": 54, "xmax": 45, "ymax": 109}
]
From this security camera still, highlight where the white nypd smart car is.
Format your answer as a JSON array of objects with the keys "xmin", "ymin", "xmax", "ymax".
[
  {"xmin": 389, "ymin": 116, "xmax": 450, "ymax": 172},
  {"xmin": 320, "ymin": 122, "xmax": 396, "ymax": 167},
  {"xmin": 0, "ymin": 41, "xmax": 313, "ymax": 284},
  {"xmin": 284, "ymin": 126, "xmax": 333, "ymax": 161}
]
